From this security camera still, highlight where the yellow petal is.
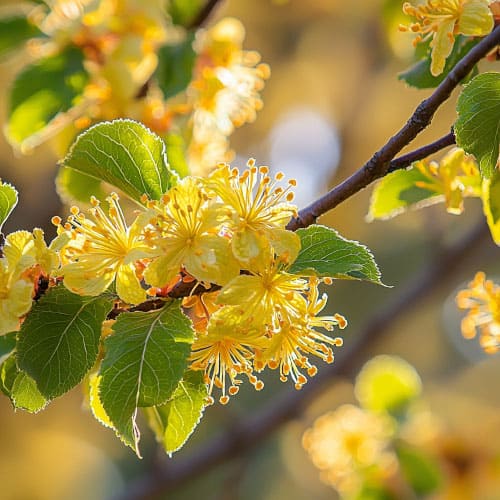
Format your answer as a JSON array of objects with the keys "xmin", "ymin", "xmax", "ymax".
[
  {"xmin": 430, "ymin": 19, "xmax": 456, "ymax": 76},
  {"xmin": 116, "ymin": 264, "xmax": 146, "ymax": 305},
  {"xmin": 143, "ymin": 254, "xmax": 180, "ymax": 288},
  {"xmin": 458, "ymin": 0, "xmax": 494, "ymax": 36},
  {"xmin": 62, "ymin": 263, "xmax": 114, "ymax": 296}
]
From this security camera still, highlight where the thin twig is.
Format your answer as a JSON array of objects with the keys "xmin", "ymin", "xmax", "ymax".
[
  {"xmin": 286, "ymin": 25, "xmax": 500, "ymax": 231},
  {"xmin": 114, "ymin": 221, "xmax": 490, "ymax": 500},
  {"xmin": 185, "ymin": 0, "xmax": 223, "ymax": 30}
]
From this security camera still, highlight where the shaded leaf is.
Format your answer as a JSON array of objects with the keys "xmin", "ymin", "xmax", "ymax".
[
  {"xmin": 0, "ymin": 14, "xmax": 45, "ymax": 60},
  {"xmin": 145, "ymin": 370, "xmax": 207, "ymax": 455},
  {"xmin": 157, "ymin": 33, "xmax": 196, "ymax": 100},
  {"xmin": 17, "ymin": 286, "xmax": 114, "ymax": 399},
  {"xmin": 7, "ymin": 45, "xmax": 88, "ymax": 151},
  {"xmin": 289, "ymin": 225, "xmax": 383, "ymax": 284},
  {"xmin": 0, "ymin": 332, "xmax": 17, "ymax": 365},
  {"xmin": 455, "ymin": 73, "xmax": 500, "ymax": 178},
  {"xmin": 0, "ymin": 181, "xmax": 18, "ymax": 232},
  {"xmin": 399, "ymin": 36, "xmax": 479, "ymax": 89},
  {"xmin": 397, "ymin": 443, "xmax": 442, "ymax": 496},
  {"xmin": 99, "ymin": 301, "xmax": 194, "ymax": 454},
  {"xmin": 168, "ymin": 0, "xmax": 204, "ymax": 27},
  {"xmin": 62, "ymin": 120, "xmax": 178, "ymax": 203},
  {"xmin": 368, "ymin": 168, "xmax": 439, "ymax": 220}
]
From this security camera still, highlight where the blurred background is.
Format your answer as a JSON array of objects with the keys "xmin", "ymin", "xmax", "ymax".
[{"xmin": 1, "ymin": 0, "xmax": 500, "ymax": 498}]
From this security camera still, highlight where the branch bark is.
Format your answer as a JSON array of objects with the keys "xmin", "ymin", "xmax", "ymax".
[
  {"xmin": 286, "ymin": 25, "xmax": 500, "ymax": 231},
  {"xmin": 115, "ymin": 221, "xmax": 490, "ymax": 500}
]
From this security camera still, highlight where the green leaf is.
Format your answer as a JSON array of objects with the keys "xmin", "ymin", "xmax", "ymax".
[
  {"xmin": 7, "ymin": 45, "xmax": 88, "ymax": 151},
  {"xmin": 289, "ymin": 225, "xmax": 383, "ymax": 284},
  {"xmin": 455, "ymin": 73, "xmax": 500, "ymax": 179},
  {"xmin": 99, "ymin": 301, "xmax": 194, "ymax": 455},
  {"xmin": 165, "ymin": 133, "xmax": 189, "ymax": 178},
  {"xmin": 62, "ymin": 120, "xmax": 178, "ymax": 203},
  {"xmin": 168, "ymin": 0, "xmax": 204, "ymax": 27},
  {"xmin": 11, "ymin": 370, "xmax": 48, "ymax": 413},
  {"xmin": 157, "ymin": 33, "xmax": 196, "ymax": 100},
  {"xmin": 0, "ymin": 181, "xmax": 18, "ymax": 232},
  {"xmin": 482, "ymin": 172, "xmax": 500, "ymax": 245},
  {"xmin": 145, "ymin": 370, "xmax": 207, "ymax": 455},
  {"xmin": 17, "ymin": 286, "xmax": 114, "ymax": 399},
  {"xmin": 368, "ymin": 168, "xmax": 440, "ymax": 220},
  {"xmin": 0, "ymin": 14, "xmax": 45, "ymax": 60},
  {"xmin": 0, "ymin": 355, "xmax": 18, "ymax": 397},
  {"xmin": 0, "ymin": 332, "xmax": 17, "ymax": 365},
  {"xmin": 399, "ymin": 36, "xmax": 479, "ymax": 89},
  {"xmin": 396, "ymin": 443, "xmax": 442, "ymax": 496},
  {"xmin": 56, "ymin": 166, "xmax": 108, "ymax": 205}
]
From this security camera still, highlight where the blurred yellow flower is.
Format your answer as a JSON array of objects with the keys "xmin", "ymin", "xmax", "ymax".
[
  {"xmin": 207, "ymin": 160, "xmax": 300, "ymax": 264},
  {"xmin": 57, "ymin": 193, "xmax": 152, "ymax": 304},
  {"xmin": 456, "ymin": 272, "xmax": 500, "ymax": 353},
  {"xmin": 143, "ymin": 177, "xmax": 239, "ymax": 287},
  {"xmin": 303, "ymin": 404, "xmax": 396, "ymax": 496},
  {"xmin": 400, "ymin": 0, "xmax": 494, "ymax": 76},
  {"xmin": 413, "ymin": 147, "xmax": 481, "ymax": 215}
]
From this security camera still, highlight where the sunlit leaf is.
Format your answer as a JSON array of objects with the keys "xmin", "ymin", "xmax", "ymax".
[
  {"xmin": 168, "ymin": 0, "xmax": 204, "ymax": 27},
  {"xmin": 0, "ymin": 14, "xmax": 45, "ymax": 60},
  {"xmin": 368, "ymin": 168, "xmax": 439, "ymax": 220},
  {"xmin": 289, "ymin": 225, "xmax": 383, "ymax": 284},
  {"xmin": 145, "ymin": 370, "xmax": 207, "ymax": 455},
  {"xmin": 482, "ymin": 172, "xmax": 500, "ymax": 245},
  {"xmin": 17, "ymin": 286, "xmax": 114, "ymax": 399},
  {"xmin": 99, "ymin": 301, "xmax": 194, "ymax": 455},
  {"xmin": 156, "ymin": 33, "xmax": 196, "ymax": 100},
  {"xmin": 0, "ymin": 181, "xmax": 18, "ymax": 232},
  {"xmin": 62, "ymin": 120, "xmax": 178, "ymax": 203},
  {"xmin": 455, "ymin": 73, "xmax": 500, "ymax": 179},
  {"xmin": 56, "ymin": 166, "xmax": 108, "ymax": 205},
  {"xmin": 7, "ymin": 45, "xmax": 88, "ymax": 151},
  {"xmin": 165, "ymin": 133, "xmax": 189, "ymax": 178},
  {"xmin": 0, "ymin": 332, "xmax": 17, "ymax": 365},
  {"xmin": 11, "ymin": 370, "xmax": 47, "ymax": 413}
]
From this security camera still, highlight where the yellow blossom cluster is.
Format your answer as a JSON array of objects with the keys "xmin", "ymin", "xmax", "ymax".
[
  {"xmin": 413, "ymin": 147, "xmax": 481, "ymax": 214},
  {"xmin": 399, "ymin": 0, "xmax": 494, "ymax": 76},
  {"xmin": 187, "ymin": 18, "xmax": 271, "ymax": 175},
  {"xmin": 457, "ymin": 272, "xmax": 500, "ymax": 353},
  {"xmin": 21, "ymin": 2, "xmax": 269, "ymax": 176},
  {"xmin": 51, "ymin": 161, "xmax": 346, "ymax": 403},
  {"xmin": 303, "ymin": 405, "xmax": 396, "ymax": 496},
  {"xmin": 0, "ymin": 229, "xmax": 61, "ymax": 335}
]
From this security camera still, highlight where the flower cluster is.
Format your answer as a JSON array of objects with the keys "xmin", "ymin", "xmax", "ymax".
[
  {"xmin": 0, "ymin": 229, "xmax": 60, "ymax": 335},
  {"xmin": 399, "ymin": 0, "xmax": 494, "ymax": 76},
  {"xmin": 49, "ymin": 161, "xmax": 346, "ymax": 403},
  {"xmin": 187, "ymin": 18, "xmax": 271, "ymax": 175},
  {"xmin": 456, "ymin": 272, "xmax": 500, "ymax": 353},
  {"xmin": 14, "ymin": 3, "xmax": 269, "ymax": 177}
]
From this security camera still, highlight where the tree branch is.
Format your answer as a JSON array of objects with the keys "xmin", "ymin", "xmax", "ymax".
[
  {"xmin": 286, "ymin": 25, "xmax": 500, "ymax": 231},
  {"xmin": 114, "ymin": 221, "xmax": 490, "ymax": 500}
]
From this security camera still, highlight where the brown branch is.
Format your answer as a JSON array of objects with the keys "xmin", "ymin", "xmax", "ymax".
[
  {"xmin": 185, "ymin": 0, "xmax": 224, "ymax": 30},
  {"xmin": 286, "ymin": 25, "xmax": 500, "ymax": 231},
  {"xmin": 114, "ymin": 220, "xmax": 490, "ymax": 500}
]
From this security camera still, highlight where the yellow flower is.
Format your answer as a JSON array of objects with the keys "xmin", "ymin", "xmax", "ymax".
[
  {"xmin": 413, "ymin": 147, "xmax": 481, "ymax": 214},
  {"xmin": 216, "ymin": 252, "xmax": 308, "ymax": 328},
  {"xmin": 57, "ymin": 193, "xmax": 152, "ymax": 304},
  {"xmin": 189, "ymin": 305, "xmax": 267, "ymax": 404},
  {"xmin": 256, "ymin": 277, "xmax": 345, "ymax": 389},
  {"xmin": 0, "ymin": 231, "xmax": 45, "ymax": 335},
  {"xmin": 143, "ymin": 177, "xmax": 240, "ymax": 288},
  {"xmin": 206, "ymin": 160, "xmax": 300, "ymax": 264},
  {"xmin": 456, "ymin": 272, "xmax": 500, "ymax": 353},
  {"xmin": 400, "ymin": 0, "xmax": 494, "ymax": 76},
  {"xmin": 303, "ymin": 405, "xmax": 396, "ymax": 496}
]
